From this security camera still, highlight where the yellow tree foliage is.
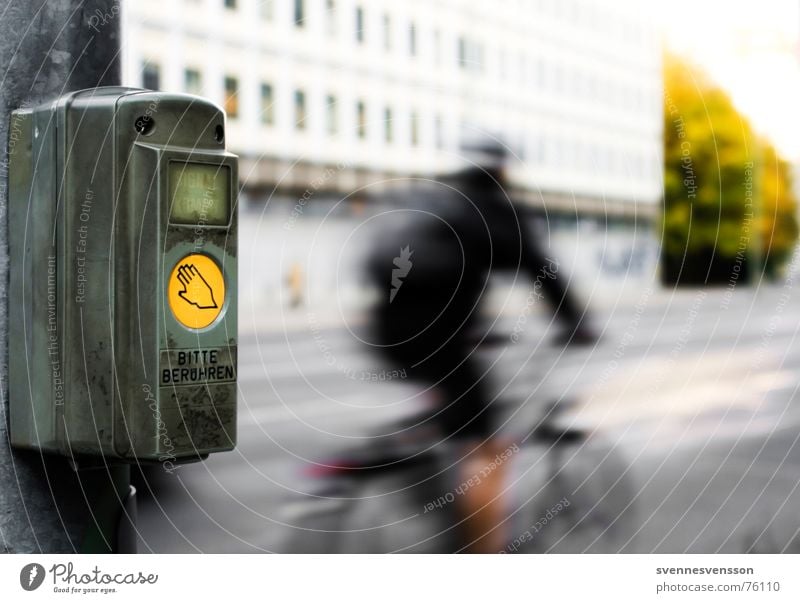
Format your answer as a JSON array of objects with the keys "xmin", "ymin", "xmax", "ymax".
[
  {"xmin": 759, "ymin": 142, "xmax": 799, "ymax": 275},
  {"xmin": 661, "ymin": 55, "xmax": 798, "ymax": 282}
]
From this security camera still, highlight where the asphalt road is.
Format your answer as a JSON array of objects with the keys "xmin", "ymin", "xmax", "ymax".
[{"xmin": 134, "ymin": 284, "xmax": 800, "ymax": 553}]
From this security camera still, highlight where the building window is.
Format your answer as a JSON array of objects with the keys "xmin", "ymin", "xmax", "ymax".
[
  {"xmin": 294, "ymin": 90, "xmax": 307, "ymax": 130},
  {"xmin": 409, "ymin": 22, "xmax": 417, "ymax": 57},
  {"xmin": 224, "ymin": 0, "xmax": 237, "ymax": 9},
  {"xmin": 325, "ymin": 0, "xmax": 336, "ymax": 36},
  {"xmin": 356, "ymin": 100, "xmax": 367, "ymax": 139},
  {"xmin": 184, "ymin": 68, "xmax": 202, "ymax": 95},
  {"xmin": 294, "ymin": 0, "xmax": 304, "ymax": 27},
  {"xmin": 259, "ymin": 0, "xmax": 274, "ymax": 20},
  {"xmin": 457, "ymin": 37, "xmax": 484, "ymax": 72},
  {"xmin": 457, "ymin": 37, "xmax": 467, "ymax": 68},
  {"xmin": 224, "ymin": 76, "xmax": 239, "ymax": 118},
  {"xmin": 433, "ymin": 29, "xmax": 442, "ymax": 65},
  {"xmin": 383, "ymin": 14, "xmax": 391, "ymax": 51},
  {"xmin": 142, "ymin": 62, "xmax": 160, "ymax": 91},
  {"xmin": 384, "ymin": 107, "xmax": 393, "ymax": 143},
  {"xmin": 326, "ymin": 94, "xmax": 337, "ymax": 135},
  {"xmin": 260, "ymin": 83, "xmax": 274, "ymax": 125},
  {"xmin": 434, "ymin": 115, "xmax": 444, "ymax": 149},
  {"xmin": 355, "ymin": 6, "xmax": 364, "ymax": 43},
  {"xmin": 410, "ymin": 111, "xmax": 419, "ymax": 146}
]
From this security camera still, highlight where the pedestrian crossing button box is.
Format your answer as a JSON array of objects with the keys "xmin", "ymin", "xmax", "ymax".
[{"xmin": 9, "ymin": 88, "xmax": 238, "ymax": 463}]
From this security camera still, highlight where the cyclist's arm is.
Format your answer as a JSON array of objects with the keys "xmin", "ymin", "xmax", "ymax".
[{"xmin": 519, "ymin": 223, "xmax": 585, "ymax": 329}]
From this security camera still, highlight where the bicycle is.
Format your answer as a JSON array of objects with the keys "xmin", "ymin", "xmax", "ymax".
[{"xmin": 279, "ymin": 339, "xmax": 638, "ymax": 553}]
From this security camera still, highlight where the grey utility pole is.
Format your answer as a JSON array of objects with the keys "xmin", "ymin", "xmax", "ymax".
[{"xmin": 0, "ymin": 0, "xmax": 128, "ymax": 553}]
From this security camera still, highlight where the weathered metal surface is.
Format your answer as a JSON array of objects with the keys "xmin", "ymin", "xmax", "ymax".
[{"xmin": 0, "ymin": 0, "xmax": 122, "ymax": 554}]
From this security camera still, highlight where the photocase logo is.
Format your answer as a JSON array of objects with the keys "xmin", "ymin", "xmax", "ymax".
[
  {"xmin": 20, "ymin": 563, "xmax": 45, "ymax": 591},
  {"xmin": 390, "ymin": 246, "xmax": 413, "ymax": 303}
]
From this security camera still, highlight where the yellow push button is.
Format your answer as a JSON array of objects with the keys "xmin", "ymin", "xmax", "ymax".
[{"xmin": 168, "ymin": 254, "xmax": 226, "ymax": 330}]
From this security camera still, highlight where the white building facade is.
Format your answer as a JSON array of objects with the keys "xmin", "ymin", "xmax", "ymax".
[{"xmin": 122, "ymin": 0, "xmax": 662, "ymax": 218}]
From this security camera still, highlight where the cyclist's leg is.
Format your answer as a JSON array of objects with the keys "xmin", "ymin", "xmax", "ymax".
[
  {"xmin": 373, "ymin": 316, "xmax": 511, "ymax": 552},
  {"xmin": 437, "ymin": 357, "xmax": 509, "ymax": 553},
  {"xmin": 458, "ymin": 440, "xmax": 510, "ymax": 553}
]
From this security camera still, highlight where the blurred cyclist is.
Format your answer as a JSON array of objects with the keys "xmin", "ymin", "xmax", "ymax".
[{"xmin": 365, "ymin": 133, "xmax": 594, "ymax": 552}]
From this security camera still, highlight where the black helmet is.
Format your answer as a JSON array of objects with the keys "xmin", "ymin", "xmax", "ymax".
[{"xmin": 459, "ymin": 131, "xmax": 510, "ymax": 170}]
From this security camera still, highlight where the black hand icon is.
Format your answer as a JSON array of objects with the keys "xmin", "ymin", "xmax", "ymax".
[{"xmin": 177, "ymin": 264, "xmax": 218, "ymax": 309}]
